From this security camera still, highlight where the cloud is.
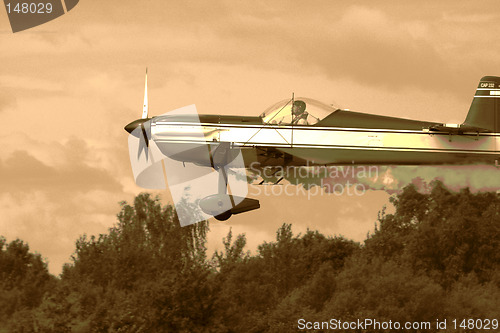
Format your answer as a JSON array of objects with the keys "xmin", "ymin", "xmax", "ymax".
[
  {"xmin": 2, "ymin": 1, "xmax": 494, "ymax": 99},
  {"xmin": 0, "ymin": 91, "xmax": 16, "ymax": 113},
  {"xmin": 215, "ymin": 5, "xmax": 455, "ymax": 92},
  {"xmin": 0, "ymin": 141, "xmax": 122, "ymax": 194},
  {"xmin": 0, "ymin": 189, "xmax": 127, "ymax": 276},
  {"xmin": 2, "ymin": 0, "xmax": 500, "ymax": 276},
  {"xmin": 0, "ymin": 75, "xmax": 63, "ymax": 92},
  {"xmin": 0, "ymin": 137, "xmax": 130, "ymax": 275}
]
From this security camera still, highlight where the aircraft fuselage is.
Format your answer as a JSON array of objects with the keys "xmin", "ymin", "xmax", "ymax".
[{"xmin": 151, "ymin": 117, "xmax": 500, "ymax": 168}]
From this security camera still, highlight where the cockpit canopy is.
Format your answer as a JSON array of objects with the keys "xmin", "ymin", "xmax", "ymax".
[{"xmin": 260, "ymin": 97, "xmax": 338, "ymax": 125}]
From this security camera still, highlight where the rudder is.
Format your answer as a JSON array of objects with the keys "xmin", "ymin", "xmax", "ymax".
[{"xmin": 464, "ymin": 76, "xmax": 500, "ymax": 133}]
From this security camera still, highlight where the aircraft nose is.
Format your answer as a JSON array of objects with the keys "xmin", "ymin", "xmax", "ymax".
[{"xmin": 124, "ymin": 118, "xmax": 150, "ymax": 137}]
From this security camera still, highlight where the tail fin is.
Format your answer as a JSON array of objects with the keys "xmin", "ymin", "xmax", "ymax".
[{"xmin": 463, "ymin": 76, "xmax": 500, "ymax": 132}]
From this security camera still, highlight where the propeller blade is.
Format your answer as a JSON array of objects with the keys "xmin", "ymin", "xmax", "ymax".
[
  {"xmin": 137, "ymin": 123, "xmax": 150, "ymax": 161},
  {"xmin": 142, "ymin": 68, "xmax": 148, "ymax": 119}
]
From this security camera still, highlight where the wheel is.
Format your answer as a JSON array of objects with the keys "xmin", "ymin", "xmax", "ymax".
[{"xmin": 214, "ymin": 211, "xmax": 232, "ymax": 221}]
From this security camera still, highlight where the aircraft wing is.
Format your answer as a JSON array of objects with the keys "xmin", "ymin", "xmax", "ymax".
[{"xmin": 427, "ymin": 123, "xmax": 491, "ymax": 134}]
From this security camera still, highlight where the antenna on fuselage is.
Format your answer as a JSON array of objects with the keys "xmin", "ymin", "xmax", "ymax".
[
  {"xmin": 291, "ymin": 92, "xmax": 294, "ymax": 147},
  {"xmin": 142, "ymin": 67, "xmax": 149, "ymax": 119}
]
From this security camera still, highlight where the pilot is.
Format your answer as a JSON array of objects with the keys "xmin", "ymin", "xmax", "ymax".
[{"xmin": 291, "ymin": 100, "xmax": 308, "ymax": 125}]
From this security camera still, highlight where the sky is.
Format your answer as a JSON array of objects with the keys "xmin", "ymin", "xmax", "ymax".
[{"xmin": 1, "ymin": 1, "xmax": 500, "ymax": 274}]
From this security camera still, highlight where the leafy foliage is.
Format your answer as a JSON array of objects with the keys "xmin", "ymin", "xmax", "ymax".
[
  {"xmin": 0, "ymin": 237, "xmax": 55, "ymax": 331},
  {"xmin": 2, "ymin": 182, "xmax": 500, "ymax": 332}
]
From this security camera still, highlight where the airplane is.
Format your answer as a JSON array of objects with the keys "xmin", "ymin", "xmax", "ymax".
[{"xmin": 125, "ymin": 72, "xmax": 500, "ymax": 225}]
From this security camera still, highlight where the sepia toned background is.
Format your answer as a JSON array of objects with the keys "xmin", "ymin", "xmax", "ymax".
[{"xmin": 1, "ymin": 1, "xmax": 500, "ymax": 274}]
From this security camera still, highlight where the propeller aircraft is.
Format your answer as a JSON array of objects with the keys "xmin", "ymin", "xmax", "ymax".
[{"xmin": 125, "ymin": 72, "xmax": 500, "ymax": 226}]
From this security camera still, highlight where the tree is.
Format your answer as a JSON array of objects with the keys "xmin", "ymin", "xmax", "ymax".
[
  {"xmin": 5, "ymin": 183, "xmax": 499, "ymax": 331},
  {"xmin": 0, "ymin": 237, "xmax": 55, "ymax": 330},
  {"xmin": 58, "ymin": 193, "xmax": 213, "ymax": 332},
  {"xmin": 212, "ymin": 224, "xmax": 359, "ymax": 332},
  {"xmin": 366, "ymin": 181, "xmax": 500, "ymax": 286}
]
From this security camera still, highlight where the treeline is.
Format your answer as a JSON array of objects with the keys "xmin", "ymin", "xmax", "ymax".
[{"xmin": 1, "ymin": 181, "xmax": 500, "ymax": 332}]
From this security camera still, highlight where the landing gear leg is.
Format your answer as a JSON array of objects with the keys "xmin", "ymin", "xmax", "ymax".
[
  {"xmin": 199, "ymin": 143, "xmax": 260, "ymax": 220},
  {"xmin": 214, "ymin": 166, "xmax": 233, "ymax": 221}
]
